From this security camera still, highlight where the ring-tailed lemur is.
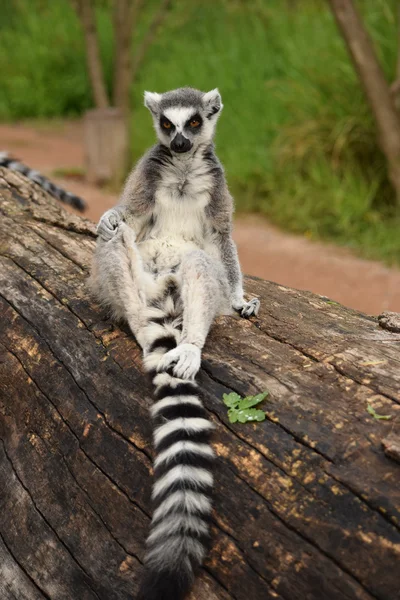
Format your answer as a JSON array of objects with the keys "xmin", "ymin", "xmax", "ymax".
[
  {"xmin": 0, "ymin": 152, "xmax": 86, "ymax": 211},
  {"xmin": 90, "ymin": 87, "xmax": 260, "ymax": 600}
]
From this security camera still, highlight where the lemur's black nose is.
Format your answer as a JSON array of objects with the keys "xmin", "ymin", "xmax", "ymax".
[{"xmin": 171, "ymin": 133, "xmax": 192, "ymax": 153}]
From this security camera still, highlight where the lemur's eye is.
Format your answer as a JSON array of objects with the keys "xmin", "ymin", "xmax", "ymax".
[
  {"xmin": 189, "ymin": 119, "xmax": 200, "ymax": 128},
  {"xmin": 162, "ymin": 120, "xmax": 172, "ymax": 129}
]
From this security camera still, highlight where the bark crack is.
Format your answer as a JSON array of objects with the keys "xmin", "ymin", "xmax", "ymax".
[
  {"xmin": 202, "ymin": 565, "xmax": 239, "ymax": 600},
  {"xmin": 222, "ymin": 458, "xmax": 378, "ymax": 600},
  {"xmin": 0, "ymin": 440, "xmax": 102, "ymax": 600},
  {"xmin": 1, "ymin": 336, "xmax": 151, "ymax": 522},
  {"xmin": 0, "ymin": 268, "xmax": 152, "ymax": 463},
  {"xmin": 327, "ymin": 469, "xmax": 400, "ymax": 531},
  {"xmin": 209, "ymin": 516, "xmax": 292, "ymax": 600},
  {"xmin": 26, "ymin": 222, "xmax": 88, "ymax": 272},
  {"xmin": 2, "ymin": 338, "xmax": 285, "ymax": 599},
  {"xmin": 255, "ymin": 315, "xmax": 400, "ymax": 405},
  {"xmin": 2, "ymin": 247, "xmax": 113, "ymax": 359},
  {"xmin": 201, "ymin": 364, "xmax": 400, "ymax": 533},
  {"xmin": 0, "ymin": 528, "xmax": 52, "ymax": 600},
  {"xmin": 37, "ymin": 427, "xmax": 144, "ymax": 565},
  {"xmin": 329, "ymin": 359, "xmax": 400, "ymax": 405},
  {"xmin": 201, "ymin": 361, "xmax": 332, "ymax": 462}
]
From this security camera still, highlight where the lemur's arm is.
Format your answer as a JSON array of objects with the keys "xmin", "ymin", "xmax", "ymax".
[
  {"xmin": 97, "ymin": 145, "xmax": 167, "ymax": 241},
  {"xmin": 217, "ymin": 229, "xmax": 260, "ymax": 317},
  {"xmin": 207, "ymin": 173, "xmax": 260, "ymax": 317}
]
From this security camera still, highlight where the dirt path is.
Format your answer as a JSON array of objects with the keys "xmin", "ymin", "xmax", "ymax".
[{"xmin": 1, "ymin": 120, "xmax": 399, "ymax": 314}]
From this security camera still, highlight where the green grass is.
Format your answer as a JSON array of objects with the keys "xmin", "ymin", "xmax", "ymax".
[{"xmin": 1, "ymin": 0, "xmax": 399, "ymax": 264}]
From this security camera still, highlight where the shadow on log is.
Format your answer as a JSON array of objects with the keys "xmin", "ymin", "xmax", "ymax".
[{"xmin": 0, "ymin": 167, "xmax": 399, "ymax": 600}]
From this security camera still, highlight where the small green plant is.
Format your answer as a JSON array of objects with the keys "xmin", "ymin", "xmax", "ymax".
[
  {"xmin": 367, "ymin": 404, "xmax": 392, "ymax": 421},
  {"xmin": 223, "ymin": 391, "xmax": 269, "ymax": 424}
]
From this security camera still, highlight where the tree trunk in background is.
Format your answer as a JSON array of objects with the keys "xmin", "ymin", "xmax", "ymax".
[
  {"xmin": 72, "ymin": 0, "xmax": 172, "ymax": 187},
  {"xmin": 1, "ymin": 168, "xmax": 400, "ymax": 600},
  {"xmin": 328, "ymin": 0, "xmax": 400, "ymax": 208},
  {"xmin": 84, "ymin": 107, "xmax": 129, "ymax": 186},
  {"xmin": 390, "ymin": 3, "xmax": 400, "ymax": 110},
  {"xmin": 73, "ymin": 0, "xmax": 130, "ymax": 188},
  {"xmin": 75, "ymin": 0, "xmax": 110, "ymax": 109},
  {"xmin": 396, "ymin": 3, "xmax": 400, "ymax": 83},
  {"xmin": 113, "ymin": 0, "xmax": 138, "ymax": 113}
]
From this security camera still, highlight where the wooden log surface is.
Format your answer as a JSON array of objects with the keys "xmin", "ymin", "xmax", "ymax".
[{"xmin": 0, "ymin": 167, "xmax": 399, "ymax": 600}]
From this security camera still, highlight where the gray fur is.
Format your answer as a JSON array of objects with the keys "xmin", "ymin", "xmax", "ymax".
[
  {"xmin": 160, "ymin": 87, "xmax": 204, "ymax": 110},
  {"xmin": 90, "ymin": 87, "xmax": 260, "ymax": 600},
  {"xmin": 120, "ymin": 144, "xmax": 173, "ymax": 216}
]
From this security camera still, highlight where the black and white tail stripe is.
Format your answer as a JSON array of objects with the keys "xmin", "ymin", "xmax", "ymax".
[
  {"xmin": 0, "ymin": 152, "xmax": 86, "ymax": 211},
  {"xmin": 137, "ymin": 282, "xmax": 215, "ymax": 600}
]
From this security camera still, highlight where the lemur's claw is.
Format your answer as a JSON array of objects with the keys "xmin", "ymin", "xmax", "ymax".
[
  {"xmin": 241, "ymin": 298, "xmax": 260, "ymax": 318},
  {"xmin": 97, "ymin": 208, "xmax": 122, "ymax": 242}
]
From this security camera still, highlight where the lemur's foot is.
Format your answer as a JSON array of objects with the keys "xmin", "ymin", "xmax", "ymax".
[
  {"xmin": 157, "ymin": 343, "xmax": 201, "ymax": 380},
  {"xmin": 97, "ymin": 208, "xmax": 123, "ymax": 242},
  {"xmin": 233, "ymin": 297, "xmax": 260, "ymax": 318}
]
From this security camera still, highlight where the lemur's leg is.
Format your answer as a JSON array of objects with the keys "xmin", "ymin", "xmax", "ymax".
[
  {"xmin": 157, "ymin": 250, "xmax": 229, "ymax": 380},
  {"xmin": 91, "ymin": 214, "xmax": 148, "ymax": 348}
]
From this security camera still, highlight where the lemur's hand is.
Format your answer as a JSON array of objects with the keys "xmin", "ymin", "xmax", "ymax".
[
  {"xmin": 232, "ymin": 297, "xmax": 260, "ymax": 318},
  {"xmin": 97, "ymin": 208, "xmax": 123, "ymax": 242}
]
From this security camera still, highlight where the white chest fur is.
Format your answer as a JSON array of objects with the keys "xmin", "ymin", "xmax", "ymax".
[
  {"xmin": 153, "ymin": 153, "xmax": 213, "ymax": 242},
  {"xmin": 137, "ymin": 152, "xmax": 219, "ymax": 274}
]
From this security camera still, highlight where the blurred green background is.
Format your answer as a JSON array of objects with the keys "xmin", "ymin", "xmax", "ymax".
[{"xmin": 1, "ymin": 0, "xmax": 399, "ymax": 264}]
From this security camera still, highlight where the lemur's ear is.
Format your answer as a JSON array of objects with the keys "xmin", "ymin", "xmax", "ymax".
[
  {"xmin": 203, "ymin": 89, "xmax": 223, "ymax": 119},
  {"xmin": 144, "ymin": 91, "xmax": 162, "ymax": 115}
]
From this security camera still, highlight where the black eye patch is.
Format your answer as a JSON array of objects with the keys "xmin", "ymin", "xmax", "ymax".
[
  {"xmin": 160, "ymin": 116, "xmax": 175, "ymax": 133},
  {"xmin": 185, "ymin": 114, "xmax": 203, "ymax": 132}
]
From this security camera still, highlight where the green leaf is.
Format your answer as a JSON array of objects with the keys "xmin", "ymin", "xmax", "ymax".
[
  {"xmin": 238, "ymin": 392, "xmax": 269, "ymax": 409},
  {"xmin": 223, "ymin": 390, "xmax": 269, "ymax": 424},
  {"xmin": 367, "ymin": 404, "xmax": 392, "ymax": 421},
  {"xmin": 227, "ymin": 408, "xmax": 239, "ymax": 423},
  {"xmin": 254, "ymin": 409, "xmax": 267, "ymax": 422},
  {"xmin": 237, "ymin": 411, "xmax": 249, "ymax": 423},
  {"xmin": 244, "ymin": 408, "xmax": 266, "ymax": 422},
  {"xmin": 231, "ymin": 407, "xmax": 267, "ymax": 423},
  {"xmin": 223, "ymin": 392, "xmax": 242, "ymax": 408}
]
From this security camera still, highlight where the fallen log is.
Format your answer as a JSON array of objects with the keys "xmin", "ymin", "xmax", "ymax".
[{"xmin": 0, "ymin": 167, "xmax": 399, "ymax": 600}]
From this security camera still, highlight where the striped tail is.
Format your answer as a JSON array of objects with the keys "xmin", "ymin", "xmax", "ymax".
[
  {"xmin": 137, "ymin": 282, "xmax": 215, "ymax": 600},
  {"xmin": 0, "ymin": 152, "xmax": 86, "ymax": 211}
]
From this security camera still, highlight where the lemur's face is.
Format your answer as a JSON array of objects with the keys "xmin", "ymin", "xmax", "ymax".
[{"xmin": 144, "ymin": 87, "xmax": 223, "ymax": 155}]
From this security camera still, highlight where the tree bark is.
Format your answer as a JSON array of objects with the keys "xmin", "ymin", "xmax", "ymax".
[
  {"xmin": 328, "ymin": 0, "xmax": 400, "ymax": 207},
  {"xmin": 73, "ymin": 0, "xmax": 110, "ymax": 109},
  {"xmin": 390, "ymin": 3, "xmax": 400, "ymax": 110},
  {"xmin": 0, "ymin": 167, "xmax": 400, "ymax": 600},
  {"xmin": 84, "ymin": 107, "xmax": 129, "ymax": 185},
  {"xmin": 113, "ymin": 0, "xmax": 139, "ymax": 113},
  {"xmin": 113, "ymin": 0, "xmax": 172, "ymax": 109}
]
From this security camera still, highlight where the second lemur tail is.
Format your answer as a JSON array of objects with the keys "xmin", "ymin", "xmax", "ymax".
[
  {"xmin": 137, "ymin": 281, "xmax": 215, "ymax": 600},
  {"xmin": 0, "ymin": 152, "xmax": 86, "ymax": 211}
]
